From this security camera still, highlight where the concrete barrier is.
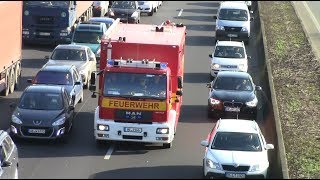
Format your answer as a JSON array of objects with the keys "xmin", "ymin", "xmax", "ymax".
[{"xmin": 254, "ymin": 1, "xmax": 290, "ymax": 179}]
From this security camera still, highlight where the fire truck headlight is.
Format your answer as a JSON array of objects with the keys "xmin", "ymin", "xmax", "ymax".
[
  {"xmin": 156, "ymin": 128, "xmax": 169, "ymax": 134},
  {"xmin": 98, "ymin": 125, "xmax": 109, "ymax": 131}
]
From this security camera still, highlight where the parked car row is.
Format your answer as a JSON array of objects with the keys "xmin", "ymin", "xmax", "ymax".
[{"xmin": 201, "ymin": 1, "xmax": 274, "ymax": 179}]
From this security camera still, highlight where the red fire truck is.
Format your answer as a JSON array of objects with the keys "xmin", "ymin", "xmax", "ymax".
[{"xmin": 90, "ymin": 19, "xmax": 186, "ymax": 148}]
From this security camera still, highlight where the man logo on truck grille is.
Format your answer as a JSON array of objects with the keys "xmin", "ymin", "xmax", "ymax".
[{"xmin": 125, "ymin": 111, "xmax": 142, "ymax": 120}]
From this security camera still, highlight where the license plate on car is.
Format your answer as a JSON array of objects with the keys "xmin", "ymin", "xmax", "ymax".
[
  {"xmin": 227, "ymin": 34, "xmax": 238, "ymax": 37},
  {"xmin": 28, "ymin": 129, "xmax": 46, "ymax": 134},
  {"xmin": 225, "ymin": 172, "xmax": 245, "ymax": 179},
  {"xmin": 124, "ymin": 127, "xmax": 142, "ymax": 133},
  {"xmin": 39, "ymin": 32, "xmax": 50, "ymax": 36},
  {"xmin": 225, "ymin": 107, "xmax": 241, "ymax": 112}
]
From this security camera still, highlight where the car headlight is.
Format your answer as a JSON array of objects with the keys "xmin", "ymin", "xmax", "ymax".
[
  {"xmin": 12, "ymin": 115, "xmax": 22, "ymax": 124},
  {"xmin": 206, "ymin": 159, "xmax": 221, "ymax": 170},
  {"xmin": 241, "ymin": 27, "xmax": 249, "ymax": 32},
  {"xmin": 250, "ymin": 163, "xmax": 269, "ymax": 172},
  {"xmin": 52, "ymin": 117, "xmax": 66, "ymax": 126},
  {"xmin": 156, "ymin": 128, "xmax": 169, "ymax": 134},
  {"xmin": 97, "ymin": 124, "xmax": 109, "ymax": 131},
  {"xmin": 131, "ymin": 11, "xmax": 139, "ymax": 18},
  {"xmin": 61, "ymin": 12, "xmax": 66, "ymax": 17},
  {"xmin": 216, "ymin": 25, "xmax": 225, "ymax": 31},
  {"xmin": 246, "ymin": 96, "xmax": 258, "ymax": 107},
  {"xmin": 24, "ymin": 10, "xmax": 29, "ymax": 16},
  {"xmin": 211, "ymin": 63, "xmax": 220, "ymax": 70}
]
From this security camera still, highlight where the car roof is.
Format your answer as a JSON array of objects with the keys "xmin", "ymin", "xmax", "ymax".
[
  {"xmin": 24, "ymin": 84, "xmax": 64, "ymax": 94},
  {"xmin": 55, "ymin": 44, "xmax": 88, "ymax": 50},
  {"xmin": 41, "ymin": 64, "xmax": 75, "ymax": 72},
  {"xmin": 220, "ymin": 1, "xmax": 248, "ymax": 10},
  {"xmin": 89, "ymin": 17, "xmax": 114, "ymax": 24},
  {"xmin": 216, "ymin": 71, "xmax": 251, "ymax": 78},
  {"xmin": 76, "ymin": 22, "xmax": 104, "ymax": 32},
  {"xmin": 216, "ymin": 41, "xmax": 244, "ymax": 47},
  {"xmin": 217, "ymin": 119, "xmax": 258, "ymax": 133}
]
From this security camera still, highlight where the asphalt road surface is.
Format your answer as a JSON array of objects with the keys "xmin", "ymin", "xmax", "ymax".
[{"xmin": 0, "ymin": 1, "xmax": 275, "ymax": 178}]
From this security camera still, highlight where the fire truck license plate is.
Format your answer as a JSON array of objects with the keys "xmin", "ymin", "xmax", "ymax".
[{"xmin": 124, "ymin": 127, "xmax": 142, "ymax": 133}]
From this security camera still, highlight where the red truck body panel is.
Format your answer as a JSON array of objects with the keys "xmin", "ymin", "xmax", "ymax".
[
  {"xmin": 0, "ymin": 1, "xmax": 22, "ymax": 73},
  {"xmin": 98, "ymin": 21, "xmax": 186, "ymax": 124},
  {"xmin": 76, "ymin": 1, "xmax": 93, "ymax": 19}
]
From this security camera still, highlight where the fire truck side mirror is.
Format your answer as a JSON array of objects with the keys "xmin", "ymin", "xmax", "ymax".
[
  {"xmin": 176, "ymin": 90, "xmax": 183, "ymax": 96},
  {"xmin": 89, "ymin": 85, "xmax": 96, "ymax": 91},
  {"xmin": 177, "ymin": 76, "xmax": 183, "ymax": 89},
  {"xmin": 90, "ymin": 72, "xmax": 96, "ymax": 85}
]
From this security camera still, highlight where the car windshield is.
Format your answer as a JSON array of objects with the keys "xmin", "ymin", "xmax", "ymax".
[
  {"xmin": 34, "ymin": 71, "xmax": 73, "ymax": 85},
  {"xmin": 51, "ymin": 49, "xmax": 87, "ymax": 61},
  {"xmin": 213, "ymin": 76, "xmax": 253, "ymax": 91},
  {"xmin": 219, "ymin": 9, "xmax": 248, "ymax": 21},
  {"xmin": 112, "ymin": 1, "xmax": 136, "ymax": 9},
  {"xmin": 103, "ymin": 72, "xmax": 167, "ymax": 99},
  {"xmin": 211, "ymin": 132, "xmax": 262, "ymax": 151},
  {"xmin": 24, "ymin": 1, "xmax": 69, "ymax": 7},
  {"xmin": 214, "ymin": 46, "xmax": 245, "ymax": 58},
  {"xmin": 72, "ymin": 31, "xmax": 102, "ymax": 44},
  {"xmin": 19, "ymin": 92, "xmax": 63, "ymax": 110}
]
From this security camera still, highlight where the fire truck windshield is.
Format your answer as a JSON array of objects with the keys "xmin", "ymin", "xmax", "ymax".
[{"xmin": 103, "ymin": 72, "xmax": 167, "ymax": 99}]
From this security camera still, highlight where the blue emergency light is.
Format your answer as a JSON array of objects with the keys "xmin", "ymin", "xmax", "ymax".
[
  {"xmin": 160, "ymin": 63, "xmax": 168, "ymax": 69},
  {"xmin": 107, "ymin": 59, "xmax": 114, "ymax": 66}
]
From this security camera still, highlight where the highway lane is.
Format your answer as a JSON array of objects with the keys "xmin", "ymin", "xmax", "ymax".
[{"xmin": 0, "ymin": 1, "xmax": 276, "ymax": 178}]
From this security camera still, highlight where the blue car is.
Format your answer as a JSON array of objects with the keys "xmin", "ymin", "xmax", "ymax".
[{"xmin": 89, "ymin": 17, "xmax": 115, "ymax": 29}]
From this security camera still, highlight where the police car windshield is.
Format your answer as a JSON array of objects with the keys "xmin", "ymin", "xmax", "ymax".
[
  {"xmin": 19, "ymin": 92, "xmax": 63, "ymax": 110},
  {"xmin": 211, "ymin": 132, "xmax": 262, "ymax": 151},
  {"xmin": 103, "ymin": 72, "xmax": 167, "ymax": 99},
  {"xmin": 51, "ymin": 49, "xmax": 87, "ymax": 61},
  {"xmin": 214, "ymin": 46, "xmax": 245, "ymax": 58},
  {"xmin": 34, "ymin": 71, "xmax": 73, "ymax": 85},
  {"xmin": 219, "ymin": 9, "xmax": 248, "ymax": 21}
]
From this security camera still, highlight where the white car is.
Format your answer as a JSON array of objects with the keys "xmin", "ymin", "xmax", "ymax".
[
  {"xmin": 138, "ymin": 1, "xmax": 158, "ymax": 16},
  {"xmin": 93, "ymin": 1, "xmax": 110, "ymax": 17},
  {"xmin": 201, "ymin": 119, "xmax": 274, "ymax": 179},
  {"xmin": 221, "ymin": 1, "xmax": 252, "ymax": 10},
  {"xmin": 45, "ymin": 44, "xmax": 97, "ymax": 88},
  {"xmin": 209, "ymin": 40, "xmax": 250, "ymax": 79}
]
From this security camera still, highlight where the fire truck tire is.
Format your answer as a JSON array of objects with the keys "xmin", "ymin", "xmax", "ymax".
[
  {"xmin": 14, "ymin": 63, "xmax": 21, "ymax": 90},
  {"xmin": 163, "ymin": 142, "xmax": 172, "ymax": 149},
  {"xmin": 148, "ymin": 8, "xmax": 154, "ymax": 16},
  {"xmin": 0, "ymin": 72, "xmax": 10, "ymax": 96},
  {"xmin": 9, "ymin": 69, "xmax": 15, "ymax": 94}
]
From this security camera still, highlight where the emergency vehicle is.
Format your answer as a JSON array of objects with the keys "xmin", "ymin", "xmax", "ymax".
[{"xmin": 90, "ymin": 19, "xmax": 186, "ymax": 148}]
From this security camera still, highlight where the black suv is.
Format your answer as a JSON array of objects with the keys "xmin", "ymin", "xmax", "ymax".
[{"xmin": 206, "ymin": 71, "xmax": 262, "ymax": 119}]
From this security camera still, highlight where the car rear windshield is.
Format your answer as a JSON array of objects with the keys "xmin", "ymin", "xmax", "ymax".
[
  {"xmin": 19, "ymin": 92, "xmax": 63, "ymax": 110},
  {"xmin": 72, "ymin": 31, "xmax": 102, "ymax": 44},
  {"xmin": 212, "ymin": 132, "xmax": 262, "ymax": 151},
  {"xmin": 34, "ymin": 71, "xmax": 73, "ymax": 85},
  {"xmin": 51, "ymin": 49, "xmax": 87, "ymax": 61},
  {"xmin": 214, "ymin": 46, "xmax": 245, "ymax": 58},
  {"xmin": 219, "ymin": 9, "xmax": 248, "ymax": 21}
]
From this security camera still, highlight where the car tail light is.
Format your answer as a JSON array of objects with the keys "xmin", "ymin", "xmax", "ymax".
[{"xmin": 210, "ymin": 98, "xmax": 221, "ymax": 105}]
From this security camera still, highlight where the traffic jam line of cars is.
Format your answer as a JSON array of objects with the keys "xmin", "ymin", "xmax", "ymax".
[{"xmin": 0, "ymin": 1, "xmax": 275, "ymax": 179}]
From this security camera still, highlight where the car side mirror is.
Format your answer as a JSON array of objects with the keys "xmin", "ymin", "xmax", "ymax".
[
  {"xmin": 247, "ymin": 56, "xmax": 252, "ymax": 60},
  {"xmin": 206, "ymin": 83, "xmax": 212, "ymax": 88},
  {"xmin": 255, "ymin": 86, "xmax": 262, "ymax": 91},
  {"xmin": 176, "ymin": 90, "xmax": 183, "ymax": 96},
  {"xmin": 213, "ymin": 15, "xmax": 217, "ymax": 20},
  {"xmin": 250, "ymin": 17, "xmax": 254, "ymax": 21},
  {"xmin": 74, "ymin": 81, "xmax": 81, "ymax": 85},
  {"xmin": 177, "ymin": 76, "xmax": 183, "ymax": 89},
  {"xmin": 27, "ymin": 79, "xmax": 32, "ymax": 83},
  {"xmin": 44, "ymin": 56, "xmax": 49, "ymax": 60},
  {"xmin": 1, "ymin": 160, "xmax": 12, "ymax": 167},
  {"xmin": 9, "ymin": 102, "xmax": 16, "ymax": 109},
  {"xmin": 209, "ymin": 54, "xmax": 213, "ymax": 58},
  {"xmin": 201, "ymin": 140, "xmax": 209, "ymax": 147},
  {"xmin": 266, "ymin": 144, "xmax": 274, "ymax": 150}
]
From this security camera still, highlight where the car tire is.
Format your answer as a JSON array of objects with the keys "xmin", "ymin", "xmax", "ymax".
[
  {"xmin": 148, "ymin": 8, "xmax": 154, "ymax": 16},
  {"xmin": 79, "ymin": 91, "xmax": 84, "ymax": 103},
  {"xmin": 162, "ymin": 142, "xmax": 172, "ymax": 149},
  {"xmin": 14, "ymin": 166, "xmax": 18, "ymax": 179}
]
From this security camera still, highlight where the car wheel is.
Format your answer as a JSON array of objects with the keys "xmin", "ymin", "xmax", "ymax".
[
  {"xmin": 148, "ymin": 8, "xmax": 154, "ymax": 16},
  {"xmin": 162, "ymin": 142, "xmax": 172, "ymax": 149},
  {"xmin": 14, "ymin": 166, "xmax": 18, "ymax": 179}
]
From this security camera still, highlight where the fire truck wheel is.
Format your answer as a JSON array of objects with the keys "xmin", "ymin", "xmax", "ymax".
[{"xmin": 162, "ymin": 142, "xmax": 172, "ymax": 149}]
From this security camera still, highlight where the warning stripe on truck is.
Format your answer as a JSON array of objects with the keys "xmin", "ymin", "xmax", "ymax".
[{"xmin": 102, "ymin": 98, "xmax": 166, "ymax": 111}]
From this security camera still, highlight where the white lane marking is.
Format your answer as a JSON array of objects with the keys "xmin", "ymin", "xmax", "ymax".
[
  {"xmin": 104, "ymin": 144, "xmax": 115, "ymax": 160},
  {"xmin": 302, "ymin": 1, "xmax": 320, "ymax": 32},
  {"xmin": 178, "ymin": 9, "xmax": 183, "ymax": 17}
]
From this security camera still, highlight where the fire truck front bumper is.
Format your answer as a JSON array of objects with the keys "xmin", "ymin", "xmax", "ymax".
[{"xmin": 94, "ymin": 108, "xmax": 175, "ymax": 144}]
